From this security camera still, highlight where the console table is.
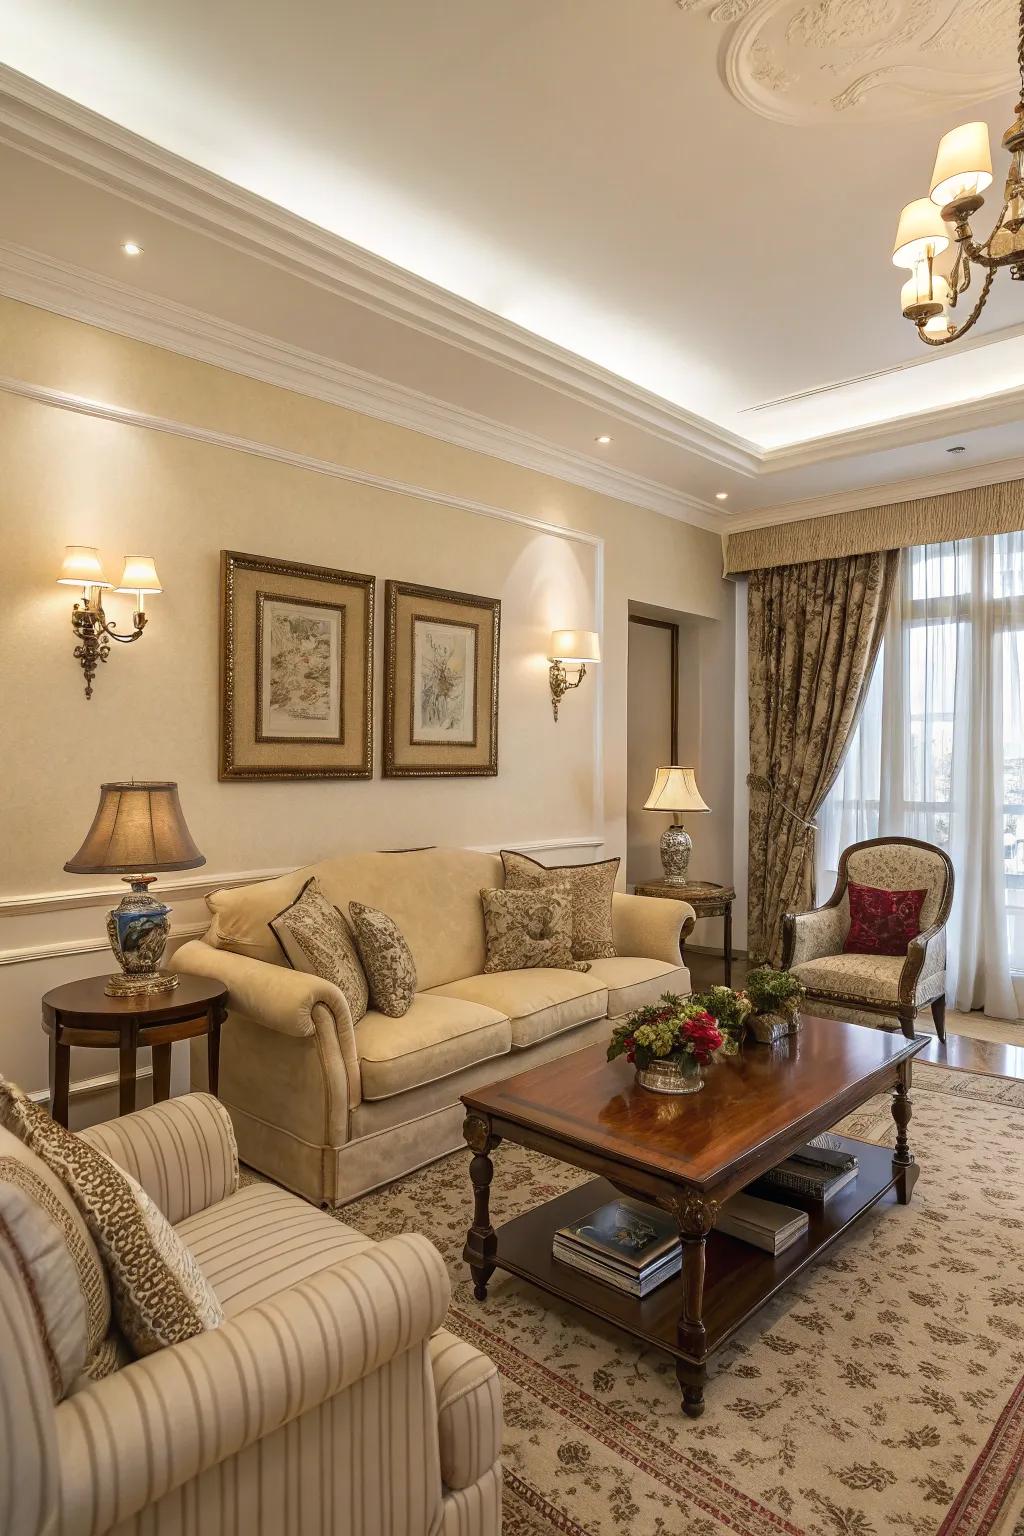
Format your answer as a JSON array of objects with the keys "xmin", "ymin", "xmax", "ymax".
[{"xmin": 634, "ymin": 879, "xmax": 735, "ymax": 985}]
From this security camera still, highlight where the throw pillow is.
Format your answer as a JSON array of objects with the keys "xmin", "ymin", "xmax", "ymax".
[
  {"xmin": 0, "ymin": 1083, "xmax": 224, "ymax": 1358},
  {"xmin": 501, "ymin": 850, "xmax": 619, "ymax": 961},
  {"xmin": 844, "ymin": 881, "xmax": 927, "ymax": 957},
  {"xmin": 348, "ymin": 902, "xmax": 418, "ymax": 1017},
  {"xmin": 270, "ymin": 876, "xmax": 369, "ymax": 1023},
  {"xmin": 0, "ymin": 1124, "xmax": 111, "ymax": 1401},
  {"xmin": 481, "ymin": 885, "xmax": 591, "ymax": 974}
]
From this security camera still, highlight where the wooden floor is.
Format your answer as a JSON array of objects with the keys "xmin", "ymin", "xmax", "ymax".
[{"xmin": 686, "ymin": 949, "xmax": 1024, "ymax": 1083}]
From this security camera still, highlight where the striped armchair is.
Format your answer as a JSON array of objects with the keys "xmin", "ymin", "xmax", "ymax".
[{"xmin": 0, "ymin": 1094, "xmax": 502, "ymax": 1536}]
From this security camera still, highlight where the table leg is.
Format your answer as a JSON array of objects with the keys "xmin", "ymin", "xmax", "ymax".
[
  {"xmin": 462, "ymin": 1113, "xmax": 501, "ymax": 1301},
  {"xmin": 208, "ymin": 1005, "xmax": 224, "ymax": 1097},
  {"xmin": 119, "ymin": 1023, "xmax": 138, "ymax": 1117},
  {"xmin": 891, "ymin": 1060, "xmax": 918, "ymax": 1205},
  {"xmin": 48, "ymin": 1028, "xmax": 71, "ymax": 1128},
  {"xmin": 151, "ymin": 1044, "xmax": 172, "ymax": 1103},
  {"xmin": 667, "ymin": 1191, "xmax": 718, "ymax": 1418},
  {"xmin": 724, "ymin": 903, "xmax": 733, "ymax": 987}
]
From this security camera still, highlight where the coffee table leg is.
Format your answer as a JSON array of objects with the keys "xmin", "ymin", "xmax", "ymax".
[
  {"xmin": 462, "ymin": 1113, "xmax": 502, "ymax": 1301},
  {"xmin": 668, "ymin": 1191, "xmax": 718, "ymax": 1418},
  {"xmin": 891, "ymin": 1060, "xmax": 918, "ymax": 1205}
]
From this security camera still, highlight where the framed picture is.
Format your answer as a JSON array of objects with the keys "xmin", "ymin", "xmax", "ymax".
[
  {"xmin": 383, "ymin": 580, "xmax": 500, "ymax": 777},
  {"xmin": 220, "ymin": 550, "xmax": 374, "ymax": 779}
]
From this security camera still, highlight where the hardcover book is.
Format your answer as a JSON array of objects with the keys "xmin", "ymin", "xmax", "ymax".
[{"xmin": 555, "ymin": 1198, "xmax": 681, "ymax": 1275}]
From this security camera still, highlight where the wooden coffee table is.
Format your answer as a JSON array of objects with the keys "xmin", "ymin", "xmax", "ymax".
[{"xmin": 461, "ymin": 1017, "xmax": 926, "ymax": 1417}]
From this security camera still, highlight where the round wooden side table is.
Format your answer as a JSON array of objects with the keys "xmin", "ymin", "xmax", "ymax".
[
  {"xmin": 633, "ymin": 879, "xmax": 736, "ymax": 985},
  {"xmin": 41, "ymin": 974, "xmax": 229, "ymax": 1127}
]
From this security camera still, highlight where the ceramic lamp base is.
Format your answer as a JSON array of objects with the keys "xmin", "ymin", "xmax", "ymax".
[
  {"xmin": 658, "ymin": 822, "xmax": 693, "ymax": 885},
  {"xmin": 104, "ymin": 874, "xmax": 178, "ymax": 999}
]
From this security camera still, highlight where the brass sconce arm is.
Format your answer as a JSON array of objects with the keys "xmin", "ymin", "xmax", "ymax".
[
  {"xmin": 71, "ymin": 594, "xmax": 147, "ymax": 699},
  {"xmin": 58, "ymin": 548, "xmax": 162, "ymax": 700},
  {"xmin": 549, "ymin": 659, "xmax": 587, "ymax": 722}
]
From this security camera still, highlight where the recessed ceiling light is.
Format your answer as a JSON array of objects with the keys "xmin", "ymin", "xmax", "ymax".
[
  {"xmin": 715, "ymin": 491, "xmax": 729, "ymax": 500},
  {"xmin": 121, "ymin": 240, "xmax": 143, "ymax": 256},
  {"xmin": 595, "ymin": 434, "xmax": 612, "ymax": 445}
]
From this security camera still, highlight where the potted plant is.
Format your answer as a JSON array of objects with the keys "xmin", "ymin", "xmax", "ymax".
[
  {"xmin": 743, "ymin": 966, "xmax": 805, "ymax": 1043},
  {"xmin": 608, "ymin": 993, "xmax": 726, "ymax": 1095}
]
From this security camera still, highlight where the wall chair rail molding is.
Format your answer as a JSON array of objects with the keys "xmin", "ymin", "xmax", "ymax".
[{"xmin": 0, "ymin": 366, "xmax": 606, "ymax": 835}]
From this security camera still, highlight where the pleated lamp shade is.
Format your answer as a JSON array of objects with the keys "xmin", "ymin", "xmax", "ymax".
[
  {"xmin": 643, "ymin": 766, "xmax": 710, "ymax": 814},
  {"xmin": 65, "ymin": 782, "xmax": 205, "ymax": 874}
]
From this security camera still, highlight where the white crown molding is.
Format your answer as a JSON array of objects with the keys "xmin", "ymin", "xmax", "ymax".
[
  {"xmin": 725, "ymin": 452, "xmax": 1024, "ymax": 534},
  {"xmin": 0, "ymin": 65, "xmax": 760, "ymax": 477},
  {"xmin": 0, "ymin": 241, "xmax": 722, "ymax": 531}
]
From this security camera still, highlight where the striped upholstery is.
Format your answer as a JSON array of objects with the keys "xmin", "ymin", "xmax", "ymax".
[
  {"xmin": 80, "ymin": 1096, "xmax": 238, "ymax": 1225},
  {"xmin": 430, "ymin": 1330, "xmax": 503, "ymax": 1491},
  {"xmin": 176, "ymin": 1182, "xmax": 373, "ymax": 1314},
  {"xmin": 0, "ymin": 1241, "xmax": 58, "ymax": 1535},
  {"xmin": 440, "ymin": 1467, "xmax": 503, "ymax": 1536}
]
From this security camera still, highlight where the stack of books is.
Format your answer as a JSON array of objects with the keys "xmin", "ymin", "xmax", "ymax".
[
  {"xmin": 749, "ymin": 1140, "xmax": 859, "ymax": 1205},
  {"xmin": 553, "ymin": 1198, "xmax": 682, "ymax": 1297},
  {"xmin": 713, "ymin": 1192, "xmax": 808, "ymax": 1255}
]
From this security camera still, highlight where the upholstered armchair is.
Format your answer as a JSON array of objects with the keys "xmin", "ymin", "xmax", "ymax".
[{"xmin": 782, "ymin": 836, "xmax": 954, "ymax": 1041}]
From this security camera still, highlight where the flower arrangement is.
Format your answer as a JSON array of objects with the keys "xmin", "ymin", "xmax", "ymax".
[
  {"xmin": 607, "ymin": 992, "xmax": 726, "ymax": 1071},
  {"xmin": 742, "ymin": 966, "xmax": 806, "ymax": 1041},
  {"xmin": 690, "ymin": 984, "xmax": 752, "ymax": 1053}
]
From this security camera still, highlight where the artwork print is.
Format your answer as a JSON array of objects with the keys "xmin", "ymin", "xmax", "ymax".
[
  {"xmin": 411, "ymin": 617, "xmax": 477, "ymax": 745},
  {"xmin": 257, "ymin": 594, "xmax": 345, "ymax": 742}
]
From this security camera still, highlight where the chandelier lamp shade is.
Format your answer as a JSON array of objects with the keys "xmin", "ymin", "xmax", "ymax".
[{"xmin": 892, "ymin": 4, "xmax": 1024, "ymax": 347}]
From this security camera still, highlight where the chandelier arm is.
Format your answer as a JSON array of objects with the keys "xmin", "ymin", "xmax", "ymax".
[{"xmin": 916, "ymin": 268, "xmax": 995, "ymax": 346}]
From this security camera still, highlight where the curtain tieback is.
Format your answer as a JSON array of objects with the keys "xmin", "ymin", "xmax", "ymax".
[{"xmin": 746, "ymin": 774, "xmax": 817, "ymax": 834}]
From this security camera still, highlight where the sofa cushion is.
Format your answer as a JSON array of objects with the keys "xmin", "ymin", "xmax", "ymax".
[
  {"xmin": 791, "ymin": 952, "xmax": 905, "ymax": 1003},
  {"xmin": 349, "ymin": 902, "xmax": 418, "ymax": 1017},
  {"xmin": 428, "ymin": 970, "xmax": 607, "ymax": 1049},
  {"xmin": 176, "ymin": 1182, "xmax": 374, "ymax": 1316},
  {"xmin": 356, "ymin": 993, "xmax": 511, "ymax": 1100},
  {"xmin": 270, "ymin": 876, "xmax": 369, "ymax": 1022},
  {"xmin": 502, "ymin": 850, "xmax": 619, "ymax": 960},
  {"xmin": 481, "ymin": 885, "xmax": 588, "ymax": 974},
  {"xmin": 207, "ymin": 847, "xmax": 503, "ymax": 987},
  {"xmin": 585, "ymin": 957, "xmax": 690, "ymax": 1018},
  {"xmin": 0, "ymin": 1125, "xmax": 110, "ymax": 1401}
]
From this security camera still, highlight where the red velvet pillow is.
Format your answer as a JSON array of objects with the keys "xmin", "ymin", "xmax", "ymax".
[{"xmin": 844, "ymin": 881, "xmax": 927, "ymax": 956}]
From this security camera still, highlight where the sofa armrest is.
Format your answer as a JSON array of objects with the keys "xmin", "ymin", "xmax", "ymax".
[
  {"xmin": 78, "ymin": 1094, "xmax": 238, "ymax": 1224},
  {"xmin": 171, "ymin": 939, "xmax": 361, "ymax": 1108},
  {"xmin": 612, "ymin": 891, "xmax": 693, "ymax": 966},
  {"xmin": 782, "ymin": 904, "xmax": 849, "ymax": 968},
  {"xmin": 55, "ymin": 1233, "xmax": 450, "ymax": 1536},
  {"xmin": 429, "ymin": 1329, "xmax": 503, "ymax": 1491},
  {"xmin": 0, "ymin": 1246, "xmax": 58, "ymax": 1536}
]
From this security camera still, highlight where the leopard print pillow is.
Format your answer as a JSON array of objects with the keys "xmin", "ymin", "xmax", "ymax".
[
  {"xmin": 481, "ymin": 885, "xmax": 591, "ymax": 974},
  {"xmin": 501, "ymin": 850, "xmax": 619, "ymax": 961}
]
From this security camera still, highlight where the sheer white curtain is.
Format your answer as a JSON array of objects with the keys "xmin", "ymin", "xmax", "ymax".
[{"xmin": 818, "ymin": 532, "xmax": 1024, "ymax": 1019}]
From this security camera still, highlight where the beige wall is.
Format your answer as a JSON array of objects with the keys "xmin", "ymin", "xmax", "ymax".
[{"xmin": 0, "ymin": 296, "xmax": 733, "ymax": 1114}]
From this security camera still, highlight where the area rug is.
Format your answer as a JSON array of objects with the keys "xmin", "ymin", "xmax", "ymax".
[{"xmin": 338, "ymin": 1064, "xmax": 1024, "ymax": 1536}]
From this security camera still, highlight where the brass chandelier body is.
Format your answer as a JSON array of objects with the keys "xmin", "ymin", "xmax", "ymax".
[{"xmin": 893, "ymin": 0, "xmax": 1024, "ymax": 347}]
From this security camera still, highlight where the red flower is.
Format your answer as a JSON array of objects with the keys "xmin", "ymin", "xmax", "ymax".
[{"xmin": 678, "ymin": 1010, "xmax": 724, "ymax": 1064}]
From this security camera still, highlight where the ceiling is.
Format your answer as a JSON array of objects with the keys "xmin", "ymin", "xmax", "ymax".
[{"xmin": 2, "ymin": 0, "xmax": 1024, "ymax": 532}]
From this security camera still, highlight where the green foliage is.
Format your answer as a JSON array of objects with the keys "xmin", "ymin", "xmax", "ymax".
[
  {"xmin": 607, "ymin": 992, "xmax": 725, "ymax": 1070},
  {"xmin": 744, "ymin": 966, "xmax": 805, "ymax": 1017}
]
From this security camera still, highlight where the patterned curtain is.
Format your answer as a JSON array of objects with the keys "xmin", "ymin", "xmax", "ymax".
[{"xmin": 747, "ymin": 550, "xmax": 899, "ymax": 965}]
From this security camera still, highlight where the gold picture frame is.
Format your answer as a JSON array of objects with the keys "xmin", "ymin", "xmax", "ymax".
[
  {"xmin": 383, "ymin": 580, "xmax": 500, "ymax": 777},
  {"xmin": 220, "ymin": 550, "xmax": 374, "ymax": 780}
]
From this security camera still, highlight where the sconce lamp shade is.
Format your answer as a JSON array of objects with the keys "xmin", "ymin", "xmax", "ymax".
[
  {"xmin": 929, "ymin": 121, "xmax": 993, "ymax": 208},
  {"xmin": 56, "ymin": 546, "xmax": 111, "ymax": 589},
  {"xmin": 549, "ymin": 630, "xmax": 601, "ymax": 664},
  {"xmin": 643, "ymin": 766, "xmax": 710, "ymax": 814},
  {"xmin": 116, "ymin": 556, "xmax": 163, "ymax": 594},
  {"xmin": 892, "ymin": 198, "xmax": 949, "ymax": 267},
  {"xmin": 64, "ymin": 782, "xmax": 205, "ymax": 874}
]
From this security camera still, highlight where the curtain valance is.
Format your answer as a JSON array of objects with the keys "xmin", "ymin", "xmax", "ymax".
[{"xmin": 724, "ymin": 476, "xmax": 1024, "ymax": 575}]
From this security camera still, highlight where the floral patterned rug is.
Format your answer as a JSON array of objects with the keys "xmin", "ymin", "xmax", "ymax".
[{"xmin": 337, "ymin": 1064, "xmax": 1024, "ymax": 1536}]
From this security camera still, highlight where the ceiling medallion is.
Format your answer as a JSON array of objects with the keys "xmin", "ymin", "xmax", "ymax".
[
  {"xmin": 677, "ymin": 0, "xmax": 1017, "ymax": 124},
  {"xmin": 892, "ymin": 1, "xmax": 1024, "ymax": 345}
]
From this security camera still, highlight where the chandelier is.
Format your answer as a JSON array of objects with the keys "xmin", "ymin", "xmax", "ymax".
[{"xmin": 892, "ymin": 0, "xmax": 1024, "ymax": 347}]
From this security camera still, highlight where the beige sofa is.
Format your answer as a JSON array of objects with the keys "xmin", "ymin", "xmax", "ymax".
[
  {"xmin": 1, "ymin": 1094, "xmax": 502, "ymax": 1536},
  {"xmin": 172, "ymin": 848, "xmax": 694, "ymax": 1206}
]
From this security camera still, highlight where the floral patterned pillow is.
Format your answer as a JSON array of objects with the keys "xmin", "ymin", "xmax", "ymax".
[
  {"xmin": 501, "ymin": 850, "xmax": 618, "ymax": 961},
  {"xmin": 348, "ymin": 902, "xmax": 418, "ymax": 1017},
  {"xmin": 270, "ymin": 877, "xmax": 369, "ymax": 1023},
  {"xmin": 843, "ymin": 881, "xmax": 927, "ymax": 957},
  {"xmin": 481, "ymin": 886, "xmax": 592, "ymax": 974}
]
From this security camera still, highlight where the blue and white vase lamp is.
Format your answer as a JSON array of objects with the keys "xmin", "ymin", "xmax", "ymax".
[{"xmin": 64, "ymin": 781, "xmax": 205, "ymax": 998}]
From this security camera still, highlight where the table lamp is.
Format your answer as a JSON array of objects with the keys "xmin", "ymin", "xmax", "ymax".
[
  {"xmin": 64, "ymin": 782, "xmax": 205, "ymax": 997},
  {"xmin": 643, "ymin": 766, "xmax": 709, "ymax": 885}
]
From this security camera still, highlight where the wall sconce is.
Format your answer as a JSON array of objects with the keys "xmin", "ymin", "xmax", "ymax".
[
  {"xmin": 57, "ymin": 546, "xmax": 163, "ymax": 699},
  {"xmin": 548, "ymin": 629, "xmax": 601, "ymax": 721}
]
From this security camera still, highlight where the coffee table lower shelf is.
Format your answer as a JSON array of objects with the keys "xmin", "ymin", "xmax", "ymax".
[{"xmin": 484, "ymin": 1136, "xmax": 910, "ymax": 1370}]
